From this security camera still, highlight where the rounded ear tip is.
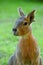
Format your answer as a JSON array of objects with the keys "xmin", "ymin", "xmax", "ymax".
[
  {"xmin": 34, "ymin": 10, "xmax": 37, "ymax": 14},
  {"xmin": 17, "ymin": 7, "xmax": 22, "ymax": 14},
  {"xmin": 18, "ymin": 7, "xmax": 22, "ymax": 11},
  {"xmin": 33, "ymin": 10, "xmax": 36, "ymax": 12}
]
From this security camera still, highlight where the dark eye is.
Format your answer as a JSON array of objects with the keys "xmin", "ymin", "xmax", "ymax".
[{"xmin": 23, "ymin": 22, "xmax": 27, "ymax": 25}]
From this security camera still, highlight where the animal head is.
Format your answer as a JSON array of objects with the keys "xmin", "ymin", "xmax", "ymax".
[{"xmin": 13, "ymin": 8, "xmax": 35, "ymax": 36}]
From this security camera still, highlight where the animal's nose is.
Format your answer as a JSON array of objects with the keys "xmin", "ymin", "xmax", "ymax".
[{"xmin": 13, "ymin": 28, "xmax": 17, "ymax": 32}]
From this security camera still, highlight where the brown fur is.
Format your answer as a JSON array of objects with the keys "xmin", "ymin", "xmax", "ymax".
[
  {"xmin": 18, "ymin": 30, "xmax": 40, "ymax": 64},
  {"xmin": 8, "ymin": 8, "xmax": 42, "ymax": 65}
]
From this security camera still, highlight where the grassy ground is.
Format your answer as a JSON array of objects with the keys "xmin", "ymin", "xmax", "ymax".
[{"xmin": 0, "ymin": 1, "xmax": 43, "ymax": 65}]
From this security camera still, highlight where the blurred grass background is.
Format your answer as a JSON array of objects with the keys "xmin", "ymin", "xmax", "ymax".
[{"xmin": 0, "ymin": 0, "xmax": 43, "ymax": 65}]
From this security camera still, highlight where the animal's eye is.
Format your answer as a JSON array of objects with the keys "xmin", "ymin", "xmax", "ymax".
[{"xmin": 23, "ymin": 22, "xmax": 27, "ymax": 25}]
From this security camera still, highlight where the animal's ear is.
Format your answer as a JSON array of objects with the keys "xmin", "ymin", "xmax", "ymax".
[
  {"xmin": 27, "ymin": 10, "xmax": 35, "ymax": 24},
  {"xmin": 18, "ymin": 7, "xmax": 25, "ymax": 16}
]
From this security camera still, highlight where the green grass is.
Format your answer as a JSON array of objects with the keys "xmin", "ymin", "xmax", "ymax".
[{"xmin": 0, "ymin": 1, "xmax": 43, "ymax": 65}]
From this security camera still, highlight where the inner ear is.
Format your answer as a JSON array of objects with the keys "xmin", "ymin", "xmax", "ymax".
[
  {"xmin": 27, "ymin": 10, "xmax": 35, "ymax": 24},
  {"xmin": 18, "ymin": 7, "xmax": 25, "ymax": 16},
  {"xmin": 30, "ymin": 14, "xmax": 34, "ymax": 22}
]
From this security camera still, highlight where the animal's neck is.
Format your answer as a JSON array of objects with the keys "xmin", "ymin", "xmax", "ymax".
[
  {"xmin": 18, "ymin": 26, "xmax": 38, "ymax": 61},
  {"xmin": 19, "ymin": 26, "xmax": 37, "ymax": 49},
  {"xmin": 22, "ymin": 27, "xmax": 32, "ymax": 40},
  {"xmin": 19, "ymin": 29, "xmax": 38, "ymax": 60},
  {"xmin": 19, "ymin": 27, "xmax": 34, "ymax": 48}
]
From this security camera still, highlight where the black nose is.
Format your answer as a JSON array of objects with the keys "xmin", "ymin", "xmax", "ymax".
[{"xmin": 13, "ymin": 28, "xmax": 17, "ymax": 32}]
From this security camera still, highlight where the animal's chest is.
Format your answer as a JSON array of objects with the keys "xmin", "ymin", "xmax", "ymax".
[
  {"xmin": 19, "ymin": 38, "xmax": 38, "ymax": 61},
  {"xmin": 16, "ymin": 37, "xmax": 39, "ymax": 65}
]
